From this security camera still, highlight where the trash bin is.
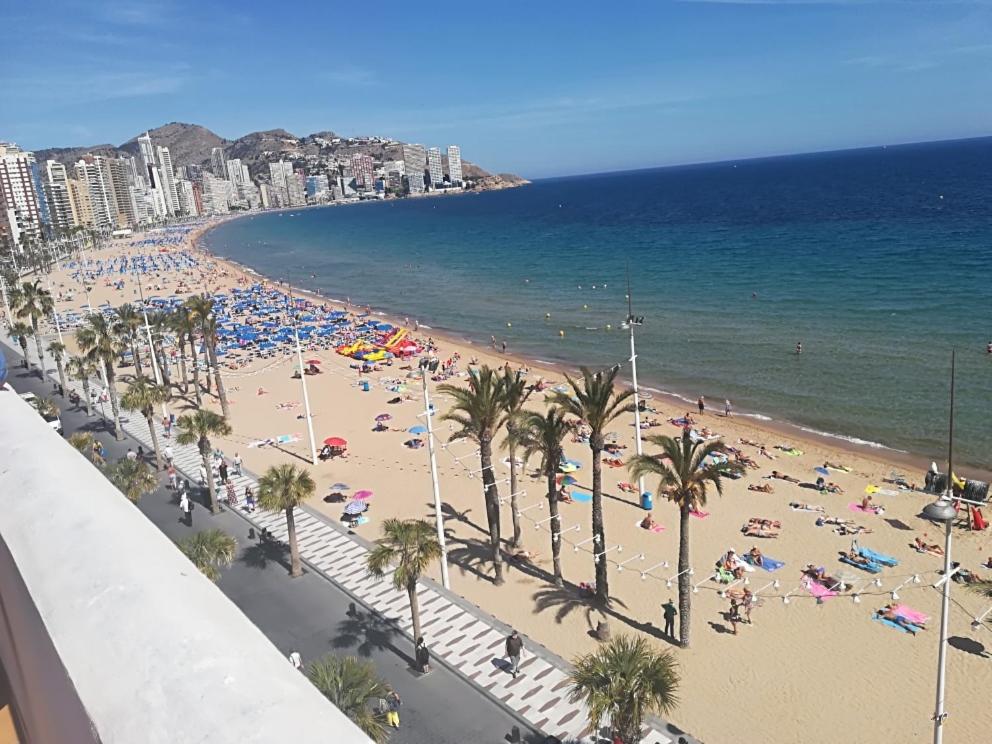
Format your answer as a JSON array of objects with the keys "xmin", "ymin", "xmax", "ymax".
[
  {"xmin": 360, "ymin": 381, "xmax": 370, "ymax": 392},
  {"xmin": 640, "ymin": 491, "xmax": 653, "ymax": 510}
]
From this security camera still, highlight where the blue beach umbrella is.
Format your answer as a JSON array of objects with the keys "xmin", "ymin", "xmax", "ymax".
[
  {"xmin": 408, "ymin": 425, "xmax": 427, "ymax": 434},
  {"xmin": 814, "ymin": 467, "xmax": 830, "ymax": 477},
  {"xmin": 258, "ymin": 341, "xmax": 276, "ymax": 350}
]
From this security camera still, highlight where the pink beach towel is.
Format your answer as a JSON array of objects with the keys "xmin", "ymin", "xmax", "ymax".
[
  {"xmin": 690, "ymin": 510, "xmax": 710, "ymax": 519},
  {"xmin": 634, "ymin": 519, "xmax": 665, "ymax": 533},
  {"xmin": 848, "ymin": 503, "xmax": 881, "ymax": 514},
  {"xmin": 894, "ymin": 605, "xmax": 930, "ymax": 625},
  {"xmin": 801, "ymin": 576, "xmax": 838, "ymax": 600}
]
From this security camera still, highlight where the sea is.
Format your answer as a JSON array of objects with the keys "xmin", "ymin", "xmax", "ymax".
[{"xmin": 202, "ymin": 137, "xmax": 992, "ymax": 470}]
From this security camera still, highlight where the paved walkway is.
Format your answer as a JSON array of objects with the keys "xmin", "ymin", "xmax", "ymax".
[{"xmin": 12, "ymin": 339, "xmax": 685, "ymax": 744}]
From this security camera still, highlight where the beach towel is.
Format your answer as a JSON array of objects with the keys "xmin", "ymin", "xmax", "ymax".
[
  {"xmin": 857, "ymin": 546, "xmax": 899, "ymax": 567},
  {"xmin": 791, "ymin": 504, "xmax": 824, "ymax": 512},
  {"xmin": 571, "ymin": 491, "xmax": 592, "ymax": 503},
  {"xmin": 872, "ymin": 614, "xmax": 922, "ymax": 634},
  {"xmin": 634, "ymin": 519, "xmax": 665, "ymax": 533},
  {"xmin": 714, "ymin": 566, "xmax": 735, "ymax": 584},
  {"xmin": 839, "ymin": 555, "xmax": 882, "ymax": 573},
  {"xmin": 893, "ymin": 605, "xmax": 930, "ymax": 625},
  {"xmin": 275, "ymin": 434, "xmax": 301, "ymax": 445},
  {"xmin": 972, "ymin": 508, "xmax": 988, "ymax": 531},
  {"xmin": 690, "ymin": 509, "xmax": 710, "ymax": 519},
  {"xmin": 848, "ymin": 503, "xmax": 883, "ymax": 515},
  {"xmin": 743, "ymin": 554, "xmax": 785, "ymax": 572},
  {"xmin": 801, "ymin": 576, "xmax": 838, "ymax": 600},
  {"xmin": 875, "ymin": 489, "xmax": 900, "ymax": 497}
]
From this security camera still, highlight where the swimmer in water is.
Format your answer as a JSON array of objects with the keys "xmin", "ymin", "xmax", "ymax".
[{"xmin": 796, "ymin": 341, "xmax": 803, "ymax": 355}]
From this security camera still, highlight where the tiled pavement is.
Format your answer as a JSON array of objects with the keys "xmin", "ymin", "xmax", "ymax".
[{"xmin": 16, "ymin": 340, "xmax": 682, "ymax": 744}]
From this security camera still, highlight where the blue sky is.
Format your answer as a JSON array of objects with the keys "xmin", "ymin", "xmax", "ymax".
[{"xmin": 2, "ymin": 0, "xmax": 991, "ymax": 177}]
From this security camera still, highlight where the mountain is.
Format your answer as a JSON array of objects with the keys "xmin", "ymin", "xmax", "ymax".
[{"xmin": 34, "ymin": 122, "xmax": 525, "ymax": 185}]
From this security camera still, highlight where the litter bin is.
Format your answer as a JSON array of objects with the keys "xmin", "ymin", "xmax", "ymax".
[
  {"xmin": 640, "ymin": 491, "xmax": 653, "ymax": 510},
  {"xmin": 360, "ymin": 380, "xmax": 370, "ymax": 392}
]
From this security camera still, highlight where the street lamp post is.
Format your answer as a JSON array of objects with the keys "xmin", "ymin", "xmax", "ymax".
[
  {"xmin": 287, "ymin": 284, "xmax": 318, "ymax": 465},
  {"xmin": 133, "ymin": 270, "xmax": 168, "ymax": 418},
  {"xmin": 419, "ymin": 356, "xmax": 450, "ymax": 590},
  {"xmin": 924, "ymin": 350, "xmax": 957, "ymax": 744},
  {"xmin": 625, "ymin": 274, "xmax": 647, "ymax": 503}
]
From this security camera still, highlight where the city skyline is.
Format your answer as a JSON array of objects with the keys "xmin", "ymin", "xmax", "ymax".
[{"xmin": 3, "ymin": 1, "xmax": 991, "ymax": 178}]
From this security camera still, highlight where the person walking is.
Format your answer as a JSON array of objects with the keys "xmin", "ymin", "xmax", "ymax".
[
  {"xmin": 661, "ymin": 599, "xmax": 677, "ymax": 638},
  {"xmin": 385, "ymin": 688, "xmax": 401, "ymax": 728},
  {"xmin": 164, "ymin": 444, "xmax": 174, "ymax": 467},
  {"xmin": 505, "ymin": 629, "xmax": 523, "ymax": 678},
  {"xmin": 179, "ymin": 492, "xmax": 192, "ymax": 527},
  {"xmin": 501, "ymin": 339, "xmax": 507, "ymax": 354},
  {"xmin": 126, "ymin": 448, "xmax": 137, "ymax": 461},
  {"xmin": 233, "ymin": 452, "xmax": 243, "ymax": 476},
  {"xmin": 167, "ymin": 464, "xmax": 178, "ymax": 491},
  {"xmin": 219, "ymin": 460, "xmax": 229, "ymax": 485},
  {"xmin": 288, "ymin": 650, "xmax": 303, "ymax": 671},
  {"xmin": 415, "ymin": 636, "xmax": 431, "ymax": 674},
  {"xmin": 742, "ymin": 588, "xmax": 755, "ymax": 625},
  {"xmin": 696, "ymin": 396, "xmax": 705, "ymax": 415},
  {"xmin": 724, "ymin": 399, "xmax": 732, "ymax": 417},
  {"xmin": 244, "ymin": 486, "xmax": 256, "ymax": 513},
  {"xmin": 728, "ymin": 598, "xmax": 741, "ymax": 635},
  {"xmin": 163, "ymin": 415, "xmax": 172, "ymax": 439}
]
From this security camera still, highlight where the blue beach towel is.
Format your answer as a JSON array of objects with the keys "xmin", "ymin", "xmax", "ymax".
[
  {"xmin": 571, "ymin": 491, "xmax": 592, "ymax": 503},
  {"xmin": 858, "ymin": 547, "xmax": 899, "ymax": 567},
  {"xmin": 872, "ymin": 614, "xmax": 922, "ymax": 634},
  {"xmin": 840, "ymin": 555, "xmax": 882, "ymax": 574},
  {"xmin": 742, "ymin": 554, "xmax": 785, "ymax": 572}
]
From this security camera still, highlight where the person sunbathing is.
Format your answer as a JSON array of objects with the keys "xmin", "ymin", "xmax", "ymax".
[
  {"xmin": 557, "ymin": 487, "xmax": 574, "ymax": 504},
  {"xmin": 876, "ymin": 606, "xmax": 922, "ymax": 634},
  {"xmin": 747, "ymin": 546, "xmax": 764, "ymax": 566},
  {"xmin": 640, "ymin": 513, "xmax": 657, "ymax": 530},
  {"xmin": 736, "ymin": 453, "xmax": 759, "ymax": 469},
  {"xmin": 739, "ymin": 438, "xmax": 764, "ymax": 447},
  {"xmin": 759, "ymin": 446, "xmax": 776, "ymax": 460},
  {"xmin": 844, "ymin": 550, "xmax": 874, "ymax": 568},
  {"xmin": 743, "ymin": 522, "xmax": 779, "ymax": 538},
  {"xmin": 511, "ymin": 549, "xmax": 537, "ymax": 562},
  {"xmin": 824, "ymin": 461, "xmax": 850, "ymax": 471},
  {"xmin": 749, "ymin": 517, "xmax": 781, "ymax": 528},
  {"xmin": 721, "ymin": 550, "xmax": 745, "ymax": 579},
  {"xmin": 803, "ymin": 564, "xmax": 827, "ymax": 581},
  {"xmin": 836, "ymin": 523, "xmax": 872, "ymax": 536},
  {"xmin": 749, "ymin": 483, "xmax": 774, "ymax": 493},
  {"xmin": 791, "ymin": 501, "xmax": 825, "ymax": 512},
  {"xmin": 768, "ymin": 471, "xmax": 800, "ymax": 483},
  {"xmin": 914, "ymin": 535, "xmax": 944, "ymax": 555},
  {"xmin": 617, "ymin": 482, "xmax": 637, "ymax": 493}
]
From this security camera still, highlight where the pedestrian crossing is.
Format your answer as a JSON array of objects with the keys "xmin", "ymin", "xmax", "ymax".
[{"xmin": 33, "ymin": 342, "xmax": 679, "ymax": 744}]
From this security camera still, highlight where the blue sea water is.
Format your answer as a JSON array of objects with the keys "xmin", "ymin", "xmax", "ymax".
[{"xmin": 203, "ymin": 138, "xmax": 992, "ymax": 468}]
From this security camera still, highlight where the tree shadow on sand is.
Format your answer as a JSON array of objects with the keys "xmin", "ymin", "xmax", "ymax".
[{"xmin": 445, "ymin": 535, "xmax": 501, "ymax": 585}]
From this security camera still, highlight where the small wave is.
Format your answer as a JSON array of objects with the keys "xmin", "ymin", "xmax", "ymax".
[
  {"xmin": 419, "ymin": 324, "xmax": 433, "ymax": 329},
  {"xmin": 535, "ymin": 360, "xmax": 558, "ymax": 365},
  {"xmin": 740, "ymin": 413, "xmax": 773, "ymax": 422},
  {"xmin": 797, "ymin": 426, "xmax": 906, "ymax": 452}
]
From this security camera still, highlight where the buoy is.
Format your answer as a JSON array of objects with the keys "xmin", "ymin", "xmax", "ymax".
[
  {"xmin": 559, "ymin": 330, "xmax": 565, "ymax": 337},
  {"xmin": 606, "ymin": 324, "xmax": 611, "ymax": 330},
  {"xmin": 545, "ymin": 313, "xmax": 551, "ymax": 319},
  {"xmin": 506, "ymin": 322, "xmax": 512, "ymax": 328},
  {"xmin": 583, "ymin": 304, "xmax": 588, "ymax": 310}
]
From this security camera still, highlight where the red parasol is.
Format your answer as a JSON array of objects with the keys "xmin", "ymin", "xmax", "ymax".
[{"xmin": 323, "ymin": 437, "xmax": 347, "ymax": 447}]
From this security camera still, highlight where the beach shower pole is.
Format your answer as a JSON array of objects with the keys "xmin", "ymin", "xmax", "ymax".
[
  {"xmin": 133, "ymin": 269, "xmax": 168, "ymax": 418},
  {"xmin": 288, "ymin": 284, "xmax": 318, "ymax": 465},
  {"xmin": 923, "ymin": 351, "xmax": 957, "ymax": 744},
  {"xmin": 626, "ymin": 272, "xmax": 646, "ymax": 500},
  {"xmin": 420, "ymin": 356, "xmax": 451, "ymax": 589}
]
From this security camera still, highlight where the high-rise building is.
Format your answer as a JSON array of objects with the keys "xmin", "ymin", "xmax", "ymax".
[
  {"xmin": 176, "ymin": 179, "xmax": 198, "ymax": 217},
  {"xmin": 156, "ymin": 146, "xmax": 180, "ymax": 216},
  {"xmin": 402, "ymin": 144, "xmax": 426, "ymax": 193},
  {"xmin": 259, "ymin": 183, "xmax": 272, "ymax": 209},
  {"xmin": 427, "ymin": 147, "xmax": 444, "ymax": 189},
  {"xmin": 211, "ymin": 147, "xmax": 228, "ymax": 179},
  {"xmin": 44, "ymin": 161, "xmax": 77, "ymax": 232},
  {"xmin": 106, "ymin": 158, "xmax": 139, "ymax": 226},
  {"xmin": 136, "ymin": 132, "xmax": 168, "ymax": 219},
  {"xmin": 67, "ymin": 177, "xmax": 93, "ymax": 227},
  {"xmin": 268, "ymin": 161, "xmax": 292, "ymax": 206},
  {"xmin": 225, "ymin": 159, "xmax": 257, "ymax": 208},
  {"xmin": 0, "ymin": 143, "xmax": 50, "ymax": 250},
  {"xmin": 386, "ymin": 170, "xmax": 403, "ymax": 194},
  {"xmin": 289, "ymin": 170, "xmax": 307, "ymax": 206},
  {"xmin": 447, "ymin": 145, "xmax": 463, "ymax": 185},
  {"xmin": 74, "ymin": 157, "xmax": 115, "ymax": 229},
  {"xmin": 350, "ymin": 154, "xmax": 374, "ymax": 190},
  {"xmin": 305, "ymin": 174, "xmax": 330, "ymax": 202},
  {"xmin": 200, "ymin": 173, "xmax": 232, "ymax": 215}
]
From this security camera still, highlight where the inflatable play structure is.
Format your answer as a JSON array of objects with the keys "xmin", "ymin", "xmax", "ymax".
[{"xmin": 335, "ymin": 326, "xmax": 421, "ymax": 362}]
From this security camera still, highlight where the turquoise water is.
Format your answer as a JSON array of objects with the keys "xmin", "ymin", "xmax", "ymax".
[{"xmin": 203, "ymin": 138, "xmax": 992, "ymax": 468}]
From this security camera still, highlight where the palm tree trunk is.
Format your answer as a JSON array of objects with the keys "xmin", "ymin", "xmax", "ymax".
[
  {"xmin": 105, "ymin": 364, "xmax": 123, "ymax": 440},
  {"xmin": 177, "ymin": 341, "xmax": 189, "ymax": 393},
  {"xmin": 145, "ymin": 410, "xmax": 163, "ymax": 471},
  {"xmin": 201, "ymin": 439, "xmax": 219, "ymax": 514},
  {"xmin": 546, "ymin": 470, "xmax": 563, "ymax": 586},
  {"xmin": 31, "ymin": 319, "xmax": 45, "ymax": 379},
  {"xmin": 207, "ymin": 339, "xmax": 230, "ymax": 419},
  {"xmin": 407, "ymin": 580, "xmax": 422, "ymax": 653},
  {"xmin": 55, "ymin": 358, "xmax": 67, "ymax": 397},
  {"xmin": 591, "ymin": 443, "xmax": 609, "ymax": 605},
  {"xmin": 677, "ymin": 503, "xmax": 692, "ymax": 649},
  {"xmin": 81, "ymin": 377, "xmax": 92, "ymax": 416},
  {"xmin": 617, "ymin": 707, "xmax": 643, "ymax": 744},
  {"xmin": 479, "ymin": 439, "xmax": 504, "ymax": 585},
  {"xmin": 202, "ymin": 341, "xmax": 212, "ymax": 395},
  {"xmin": 286, "ymin": 507, "xmax": 302, "ymax": 577},
  {"xmin": 156, "ymin": 340, "xmax": 171, "ymax": 388},
  {"xmin": 509, "ymin": 443, "xmax": 522, "ymax": 547},
  {"xmin": 132, "ymin": 339, "xmax": 144, "ymax": 378},
  {"xmin": 189, "ymin": 335, "xmax": 202, "ymax": 407},
  {"xmin": 19, "ymin": 340, "xmax": 29, "ymax": 369}
]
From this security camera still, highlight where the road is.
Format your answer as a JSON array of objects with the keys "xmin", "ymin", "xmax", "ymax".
[{"xmin": 8, "ymin": 363, "xmax": 548, "ymax": 744}]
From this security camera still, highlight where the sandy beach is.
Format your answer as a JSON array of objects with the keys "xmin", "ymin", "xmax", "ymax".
[{"xmin": 37, "ymin": 220, "xmax": 992, "ymax": 744}]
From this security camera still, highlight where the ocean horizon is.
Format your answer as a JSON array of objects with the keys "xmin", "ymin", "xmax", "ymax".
[{"xmin": 203, "ymin": 137, "xmax": 992, "ymax": 469}]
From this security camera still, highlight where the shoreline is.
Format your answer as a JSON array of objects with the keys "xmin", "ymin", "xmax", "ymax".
[{"xmin": 195, "ymin": 215, "xmax": 990, "ymax": 483}]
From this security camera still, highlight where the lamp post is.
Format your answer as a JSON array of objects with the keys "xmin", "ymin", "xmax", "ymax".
[
  {"xmin": 0, "ymin": 274, "xmax": 11, "ymax": 329},
  {"xmin": 924, "ymin": 350, "xmax": 957, "ymax": 744},
  {"xmin": 420, "ymin": 356, "xmax": 450, "ymax": 590},
  {"xmin": 287, "ymin": 284, "xmax": 318, "ymax": 465},
  {"xmin": 625, "ymin": 273, "xmax": 647, "ymax": 502}
]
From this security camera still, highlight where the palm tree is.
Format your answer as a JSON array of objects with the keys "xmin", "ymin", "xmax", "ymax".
[
  {"xmin": 146, "ymin": 309, "xmax": 172, "ymax": 388},
  {"xmin": 68, "ymin": 431, "xmax": 103, "ymax": 465},
  {"xmin": 201, "ymin": 310, "xmax": 230, "ymax": 418},
  {"xmin": 175, "ymin": 409, "xmax": 232, "ymax": 515},
  {"xmin": 115, "ymin": 303, "xmax": 145, "ymax": 377},
  {"xmin": 173, "ymin": 305, "xmax": 200, "ymax": 404},
  {"xmin": 500, "ymin": 367, "xmax": 533, "ymax": 547},
  {"xmin": 569, "ymin": 634, "xmax": 680, "ymax": 744},
  {"xmin": 306, "ymin": 655, "xmax": 390, "ymax": 743},
  {"xmin": 366, "ymin": 519, "xmax": 442, "ymax": 657},
  {"xmin": 76, "ymin": 313, "xmax": 125, "ymax": 439},
  {"xmin": 8, "ymin": 321, "xmax": 33, "ymax": 369},
  {"xmin": 552, "ymin": 367, "xmax": 634, "ymax": 605},
  {"xmin": 120, "ymin": 377, "xmax": 170, "ymax": 470},
  {"xmin": 515, "ymin": 408, "xmax": 572, "ymax": 586},
  {"xmin": 67, "ymin": 354, "xmax": 97, "ymax": 417},
  {"xmin": 12, "ymin": 280, "xmax": 53, "ymax": 377},
  {"xmin": 184, "ymin": 296, "xmax": 214, "ymax": 396},
  {"xmin": 105, "ymin": 458, "xmax": 158, "ymax": 503},
  {"xmin": 177, "ymin": 529, "xmax": 236, "ymax": 582},
  {"xmin": 628, "ymin": 431, "xmax": 743, "ymax": 648},
  {"xmin": 256, "ymin": 463, "xmax": 315, "ymax": 577},
  {"xmin": 168, "ymin": 308, "xmax": 193, "ymax": 395},
  {"xmin": 47, "ymin": 340, "xmax": 68, "ymax": 396},
  {"xmin": 439, "ymin": 365, "xmax": 509, "ymax": 585}
]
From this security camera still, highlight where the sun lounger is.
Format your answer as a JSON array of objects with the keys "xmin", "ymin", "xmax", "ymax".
[
  {"xmin": 839, "ymin": 554, "xmax": 883, "ymax": 573},
  {"xmin": 857, "ymin": 546, "xmax": 899, "ymax": 567}
]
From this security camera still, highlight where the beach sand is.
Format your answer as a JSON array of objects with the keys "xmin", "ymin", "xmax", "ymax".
[{"xmin": 40, "ymin": 221, "xmax": 992, "ymax": 744}]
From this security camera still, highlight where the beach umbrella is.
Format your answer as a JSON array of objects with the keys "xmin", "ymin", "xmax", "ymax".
[
  {"xmin": 408, "ymin": 425, "xmax": 427, "ymax": 434},
  {"xmin": 306, "ymin": 359, "xmax": 322, "ymax": 365},
  {"xmin": 559, "ymin": 462, "xmax": 578, "ymax": 473},
  {"xmin": 258, "ymin": 341, "xmax": 276, "ymax": 350},
  {"xmin": 814, "ymin": 466, "xmax": 830, "ymax": 476},
  {"xmin": 375, "ymin": 413, "xmax": 392, "ymax": 422},
  {"xmin": 330, "ymin": 482, "xmax": 350, "ymax": 491},
  {"xmin": 557, "ymin": 474, "xmax": 578, "ymax": 486},
  {"xmin": 323, "ymin": 436, "xmax": 348, "ymax": 447},
  {"xmin": 354, "ymin": 489, "xmax": 373, "ymax": 500},
  {"xmin": 343, "ymin": 501, "xmax": 367, "ymax": 515}
]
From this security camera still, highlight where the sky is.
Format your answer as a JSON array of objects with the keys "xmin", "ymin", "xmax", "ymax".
[{"xmin": 2, "ymin": 0, "xmax": 991, "ymax": 178}]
